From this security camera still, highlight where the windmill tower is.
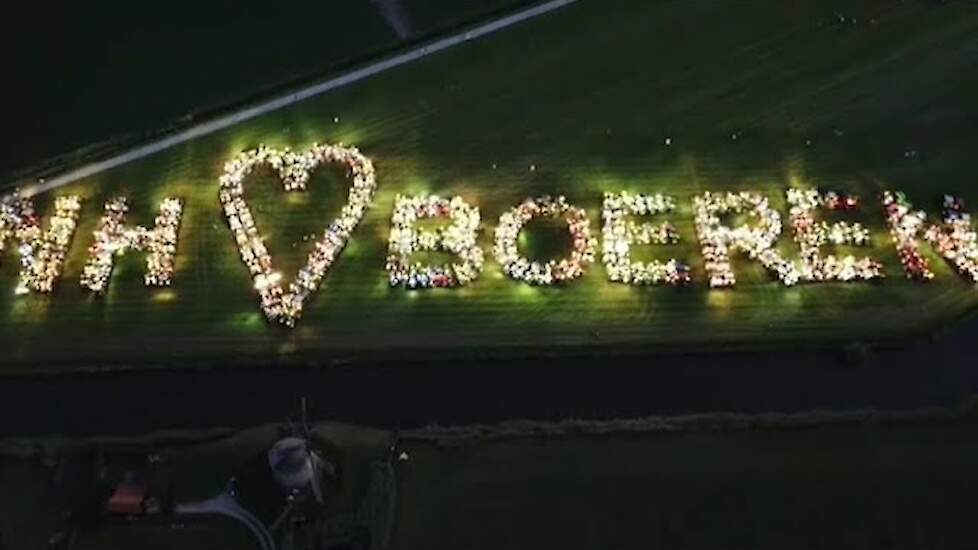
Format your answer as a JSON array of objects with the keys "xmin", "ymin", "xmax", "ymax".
[{"xmin": 267, "ymin": 398, "xmax": 333, "ymax": 504}]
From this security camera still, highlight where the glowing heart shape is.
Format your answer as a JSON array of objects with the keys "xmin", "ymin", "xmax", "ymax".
[{"xmin": 219, "ymin": 143, "xmax": 376, "ymax": 327}]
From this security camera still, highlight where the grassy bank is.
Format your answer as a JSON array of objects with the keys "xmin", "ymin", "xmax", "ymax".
[
  {"xmin": 392, "ymin": 408, "xmax": 978, "ymax": 548},
  {"xmin": 7, "ymin": 406, "xmax": 978, "ymax": 548}
]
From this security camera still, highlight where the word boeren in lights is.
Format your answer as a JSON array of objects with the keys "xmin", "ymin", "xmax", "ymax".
[{"xmin": 1, "ymin": 143, "xmax": 975, "ymax": 327}]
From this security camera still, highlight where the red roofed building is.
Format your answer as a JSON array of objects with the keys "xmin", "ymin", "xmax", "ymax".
[{"xmin": 106, "ymin": 482, "xmax": 147, "ymax": 515}]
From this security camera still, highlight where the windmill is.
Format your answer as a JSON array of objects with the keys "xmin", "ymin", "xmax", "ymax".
[{"xmin": 267, "ymin": 398, "xmax": 334, "ymax": 504}]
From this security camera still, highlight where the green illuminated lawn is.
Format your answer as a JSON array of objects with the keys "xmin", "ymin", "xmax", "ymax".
[{"xmin": 3, "ymin": 0, "xmax": 978, "ymax": 370}]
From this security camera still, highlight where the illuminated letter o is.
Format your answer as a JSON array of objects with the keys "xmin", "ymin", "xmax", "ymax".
[{"xmin": 493, "ymin": 195, "xmax": 596, "ymax": 285}]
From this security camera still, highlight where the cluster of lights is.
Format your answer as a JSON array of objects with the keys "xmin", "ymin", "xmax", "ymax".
[
  {"xmin": 786, "ymin": 188, "xmax": 883, "ymax": 282},
  {"xmin": 693, "ymin": 191, "xmax": 800, "ymax": 287},
  {"xmin": 0, "ymin": 192, "xmax": 81, "ymax": 294},
  {"xmin": 882, "ymin": 191, "xmax": 978, "ymax": 282},
  {"xmin": 601, "ymin": 191, "xmax": 690, "ymax": 285},
  {"xmin": 927, "ymin": 195, "xmax": 978, "ymax": 282},
  {"xmin": 494, "ymin": 195, "xmax": 596, "ymax": 285},
  {"xmin": 882, "ymin": 191, "xmax": 933, "ymax": 280},
  {"xmin": 386, "ymin": 195, "xmax": 484, "ymax": 289},
  {"xmin": 80, "ymin": 197, "xmax": 184, "ymax": 293},
  {"xmin": 219, "ymin": 144, "xmax": 376, "ymax": 326},
  {"xmin": 823, "ymin": 191, "xmax": 860, "ymax": 211}
]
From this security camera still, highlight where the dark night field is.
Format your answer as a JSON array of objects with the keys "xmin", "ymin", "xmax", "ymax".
[
  {"xmin": 8, "ymin": 412, "xmax": 978, "ymax": 549},
  {"xmin": 2, "ymin": 0, "xmax": 978, "ymax": 372},
  {"xmin": 393, "ymin": 413, "xmax": 978, "ymax": 549}
]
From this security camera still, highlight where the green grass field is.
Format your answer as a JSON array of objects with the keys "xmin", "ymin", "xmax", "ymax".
[{"xmin": 3, "ymin": 0, "xmax": 978, "ymax": 370}]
